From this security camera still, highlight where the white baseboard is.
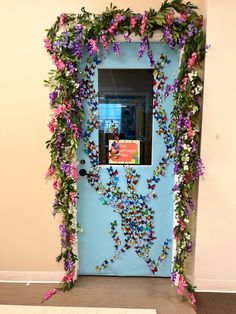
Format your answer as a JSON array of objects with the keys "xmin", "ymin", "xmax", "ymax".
[
  {"xmin": 195, "ymin": 279, "xmax": 236, "ymax": 292},
  {"xmin": 0, "ymin": 271, "xmax": 64, "ymax": 283}
]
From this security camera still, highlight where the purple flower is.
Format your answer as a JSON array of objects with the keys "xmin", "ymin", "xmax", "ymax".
[
  {"xmin": 179, "ymin": 34, "xmax": 187, "ymax": 48},
  {"xmin": 67, "ymin": 62, "xmax": 75, "ymax": 74},
  {"xmin": 74, "ymin": 41, "xmax": 83, "ymax": 58},
  {"xmin": 59, "ymin": 224, "xmax": 67, "ymax": 248},
  {"xmin": 184, "ymin": 208, "xmax": 190, "ymax": 216},
  {"xmin": 136, "ymin": 14, "xmax": 143, "ymax": 21},
  {"xmin": 164, "ymin": 25, "xmax": 175, "ymax": 49},
  {"xmin": 112, "ymin": 42, "xmax": 120, "ymax": 56},
  {"xmin": 64, "ymin": 252, "xmax": 74, "ymax": 272},
  {"xmin": 64, "ymin": 113, "xmax": 73, "ymax": 129},
  {"xmin": 138, "ymin": 41, "xmax": 145, "ymax": 58},
  {"xmin": 187, "ymin": 24, "xmax": 198, "ymax": 37},
  {"xmin": 187, "ymin": 241, "xmax": 193, "ymax": 253},
  {"xmin": 197, "ymin": 158, "xmax": 204, "ymax": 176},
  {"xmin": 74, "ymin": 24, "xmax": 83, "ymax": 33},
  {"xmin": 138, "ymin": 36, "xmax": 149, "ymax": 59},
  {"xmin": 171, "ymin": 271, "xmax": 177, "ymax": 284},
  {"xmin": 76, "ymin": 100, "xmax": 82, "ymax": 109},
  {"xmin": 188, "ymin": 197, "xmax": 195, "ymax": 210},
  {"xmin": 148, "ymin": 50, "xmax": 155, "ymax": 68},
  {"xmin": 124, "ymin": 31, "xmax": 131, "ymax": 43},
  {"xmin": 175, "ymin": 17, "xmax": 183, "ymax": 25},
  {"xmin": 78, "ymin": 80, "xmax": 86, "ymax": 98},
  {"xmin": 57, "ymin": 133, "xmax": 63, "ymax": 142},
  {"xmin": 174, "ymin": 162, "xmax": 180, "ymax": 174},
  {"xmin": 49, "ymin": 90, "xmax": 58, "ymax": 104},
  {"xmin": 164, "ymin": 84, "xmax": 172, "ymax": 98},
  {"xmin": 176, "ymin": 138, "xmax": 183, "ymax": 154},
  {"xmin": 56, "ymin": 133, "xmax": 63, "ymax": 151},
  {"xmin": 172, "ymin": 79, "xmax": 179, "ymax": 91},
  {"xmin": 191, "ymin": 142, "xmax": 197, "ymax": 153},
  {"xmin": 60, "ymin": 162, "xmax": 71, "ymax": 175}
]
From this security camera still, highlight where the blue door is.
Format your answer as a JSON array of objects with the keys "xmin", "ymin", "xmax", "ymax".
[{"xmin": 77, "ymin": 42, "xmax": 179, "ymax": 277}]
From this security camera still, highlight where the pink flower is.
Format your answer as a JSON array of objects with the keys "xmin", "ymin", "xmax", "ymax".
[
  {"xmin": 53, "ymin": 179, "xmax": 60, "ymax": 191},
  {"xmin": 181, "ymin": 76, "xmax": 188, "ymax": 91},
  {"xmin": 140, "ymin": 13, "xmax": 147, "ymax": 36},
  {"xmin": 48, "ymin": 118, "xmax": 56, "ymax": 133},
  {"xmin": 51, "ymin": 54, "xmax": 57, "ymax": 65},
  {"xmin": 54, "ymin": 104, "xmax": 67, "ymax": 118},
  {"xmin": 180, "ymin": 221, "xmax": 185, "ymax": 231},
  {"xmin": 51, "ymin": 54, "xmax": 66, "ymax": 71},
  {"xmin": 69, "ymin": 191, "xmax": 76, "ymax": 205},
  {"xmin": 72, "ymin": 124, "xmax": 78, "ymax": 139},
  {"xmin": 188, "ymin": 293, "xmax": 196, "ymax": 306},
  {"xmin": 115, "ymin": 14, "xmax": 123, "ymax": 23},
  {"xmin": 68, "ymin": 233, "xmax": 74, "ymax": 244},
  {"xmin": 63, "ymin": 272, "xmax": 74, "ymax": 283},
  {"xmin": 108, "ymin": 14, "xmax": 122, "ymax": 34},
  {"xmin": 108, "ymin": 22, "xmax": 118, "ymax": 34},
  {"xmin": 89, "ymin": 39, "xmax": 99, "ymax": 53},
  {"xmin": 173, "ymin": 228, "xmax": 178, "ymax": 240},
  {"xmin": 130, "ymin": 16, "xmax": 137, "ymax": 29},
  {"xmin": 101, "ymin": 34, "xmax": 109, "ymax": 51},
  {"xmin": 71, "ymin": 163, "xmax": 78, "ymax": 182},
  {"xmin": 64, "ymin": 100, "xmax": 71, "ymax": 109},
  {"xmin": 59, "ymin": 14, "xmax": 66, "ymax": 28},
  {"xmin": 177, "ymin": 275, "xmax": 187, "ymax": 295},
  {"xmin": 187, "ymin": 52, "xmax": 197, "ymax": 68},
  {"xmin": 180, "ymin": 11, "xmax": 188, "ymax": 22},
  {"xmin": 188, "ymin": 125, "xmax": 194, "ymax": 138},
  {"xmin": 43, "ymin": 288, "xmax": 56, "ymax": 301},
  {"xmin": 45, "ymin": 166, "xmax": 55, "ymax": 177},
  {"xmin": 44, "ymin": 38, "xmax": 52, "ymax": 52},
  {"xmin": 56, "ymin": 60, "xmax": 66, "ymax": 71},
  {"xmin": 166, "ymin": 13, "xmax": 173, "ymax": 25}
]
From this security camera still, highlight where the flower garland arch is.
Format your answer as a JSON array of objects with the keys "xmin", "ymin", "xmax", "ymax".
[{"xmin": 44, "ymin": 0, "xmax": 206, "ymax": 306}]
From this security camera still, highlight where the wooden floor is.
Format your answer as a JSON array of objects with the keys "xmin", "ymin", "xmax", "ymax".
[{"xmin": 0, "ymin": 276, "xmax": 235, "ymax": 314}]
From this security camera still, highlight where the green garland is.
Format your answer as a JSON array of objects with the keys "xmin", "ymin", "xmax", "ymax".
[{"xmin": 44, "ymin": 0, "xmax": 206, "ymax": 306}]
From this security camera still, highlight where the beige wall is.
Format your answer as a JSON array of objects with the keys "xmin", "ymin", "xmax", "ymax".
[{"xmin": 1, "ymin": 0, "xmax": 235, "ymax": 291}]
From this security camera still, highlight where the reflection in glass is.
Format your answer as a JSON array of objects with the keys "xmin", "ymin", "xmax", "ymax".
[{"xmin": 98, "ymin": 69, "xmax": 153, "ymax": 165}]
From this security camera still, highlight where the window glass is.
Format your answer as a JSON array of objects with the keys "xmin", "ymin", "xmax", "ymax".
[{"xmin": 98, "ymin": 69, "xmax": 153, "ymax": 165}]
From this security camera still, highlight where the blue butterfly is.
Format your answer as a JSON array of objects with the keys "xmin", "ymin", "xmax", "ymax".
[{"xmin": 152, "ymin": 176, "xmax": 160, "ymax": 183}]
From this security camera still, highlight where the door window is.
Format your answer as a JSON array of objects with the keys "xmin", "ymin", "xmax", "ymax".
[{"xmin": 98, "ymin": 69, "xmax": 153, "ymax": 165}]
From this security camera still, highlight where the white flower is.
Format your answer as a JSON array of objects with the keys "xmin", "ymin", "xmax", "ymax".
[
  {"xmin": 188, "ymin": 70, "xmax": 198, "ymax": 82},
  {"xmin": 184, "ymin": 165, "xmax": 189, "ymax": 171},
  {"xmin": 185, "ymin": 233, "xmax": 191, "ymax": 240},
  {"xmin": 182, "ymin": 143, "xmax": 191, "ymax": 151}
]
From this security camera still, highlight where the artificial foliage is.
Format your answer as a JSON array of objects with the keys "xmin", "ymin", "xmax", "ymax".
[{"xmin": 44, "ymin": 0, "xmax": 206, "ymax": 306}]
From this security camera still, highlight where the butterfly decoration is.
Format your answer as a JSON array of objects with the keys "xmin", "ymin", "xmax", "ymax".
[
  {"xmin": 148, "ymin": 183, "xmax": 156, "ymax": 190},
  {"xmin": 111, "ymin": 141, "xmax": 119, "ymax": 150},
  {"xmin": 152, "ymin": 176, "xmax": 160, "ymax": 183}
]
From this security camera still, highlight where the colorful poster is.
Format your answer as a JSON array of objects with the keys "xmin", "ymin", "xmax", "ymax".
[{"xmin": 109, "ymin": 140, "xmax": 140, "ymax": 164}]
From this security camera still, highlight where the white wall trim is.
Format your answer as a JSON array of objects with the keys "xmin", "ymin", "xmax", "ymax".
[
  {"xmin": 0, "ymin": 271, "xmax": 64, "ymax": 282},
  {"xmin": 195, "ymin": 279, "xmax": 236, "ymax": 292},
  {"xmin": 196, "ymin": 290, "xmax": 236, "ymax": 293},
  {"xmin": 115, "ymin": 31, "xmax": 162, "ymax": 42}
]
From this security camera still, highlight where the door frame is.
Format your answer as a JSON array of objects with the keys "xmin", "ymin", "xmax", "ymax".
[{"xmin": 74, "ymin": 31, "xmax": 181, "ymax": 281}]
